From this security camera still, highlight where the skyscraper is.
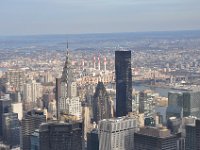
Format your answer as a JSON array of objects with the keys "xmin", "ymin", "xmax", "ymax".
[
  {"xmin": 93, "ymin": 82, "xmax": 112, "ymax": 123},
  {"xmin": 87, "ymin": 129, "xmax": 99, "ymax": 150},
  {"xmin": 185, "ymin": 119, "xmax": 200, "ymax": 150},
  {"xmin": 30, "ymin": 130, "xmax": 39, "ymax": 150},
  {"xmin": 82, "ymin": 102, "xmax": 91, "ymax": 144},
  {"xmin": 196, "ymin": 120, "xmax": 200, "ymax": 150},
  {"xmin": 21, "ymin": 109, "xmax": 46, "ymax": 150},
  {"xmin": 0, "ymin": 98, "xmax": 11, "ymax": 138},
  {"xmin": 115, "ymin": 51, "xmax": 132, "ymax": 117},
  {"xmin": 22, "ymin": 80, "xmax": 43, "ymax": 103},
  {"xmin": 2, "ymin": 112, "xmax": 20, "ymax": 148},
  {"xmin": 59, "ymin": 46, "xmax": 82, "ymax": 120},
  {"xmin": 183, "ymin": 91, "xmax": 200, "ymax": 118},
  {"xmin": 55, "ymin": 78, "xmax": 61, "ymax": 119},
  {"xmin": 139, "ymin": 90, "xmax": 157, "ymax": 116},
  {"xmin": 166, "ymin": 92, "xmax": 183, "ymax": 120},
  {"xmin": 5, "ymin": 69, "xmax": 26, "ymax": 91},
  {"xmin": 39, "ymin": 122, "xmax": 82, "ymax": 150},
  {"xmin": 166, "ymin": 91, "xmax": 200, "ymax": 119},
  {"xmin": 134, "ymin": 127, "xmax": 179, "ymax": 150},
  {"xmin": 185, "ymin": 123, "xmax": 196, "ymax": 150},
  {"xmin": 99, "ymin": 116, "xmax": 138, "ymax": 150}
]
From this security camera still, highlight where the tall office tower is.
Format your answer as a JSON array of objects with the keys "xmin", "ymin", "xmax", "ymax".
[
  {"xmin": 69, "ymin": 97, "xmax": 82, "ymax": 120},
  {"xmin": 139, "ymin": 91, "xmax": 147, "ymax": 113},
  {"xmin": 87, "ymin": 129, "xmax": 99, "ymax": 150},
  {"xmin": 132, "ymin": 91, "xmax": 139, "ymax": 113},
  {"xmin": 196, "ymin": 120, "xmax": 200, "ymax": 150},
  {"xmin": 185, "ymin": 119, "xmax": 200, "ymax": 150},
  {"xmin": 104, "ymin": 56, "xmax": 107, "ymax": 72},
  {"xmin": 183, "ymin": 91, "xmax": 200, "ymax": 118},
  {"xmin": 10, "ymin": 91, "xmax": 21, "ymax": 103},
  {"xmin": 59, "ymin": 48, "xmax": 82, "ymax": 120},
  {"xmin": 21, "ymin": 109, "xmax": 46, "ymax": 150},
  {"xmin": 23, "ymin": 80, "xmax": 43, "ymax": 103},
  {"xmin": 185, "ymin": 123, "xmax": 196, "ymax": 150},
  {"xmin": 166, "ymin": 92, "xmax": 183, "ymax": 119},
  {"xmin": 93, "ymin": 82, "xmax": 112, "ymax": 123},
  {"xmin": 30, "ymin": 130, "xmax": 39, "ymax": 150},
  {"xmin": 2, "ymin": 112, "xmax": 20, "ymax": 148},
  {"xmin": 55, "ymin": 78, "xmax": 61, "ymax": 119},
  {"xmin": 134, "ymin": 127, "xmax": 178, "ymax": 150},
  {"xmin": 166, "ymin": 91, "xmax": 200, "ymax": 119},
  {"xmin": 61, "ymin": 48, "xmax": 73, "ymax": 100},
  {"xmin": 82, "ymin": 102, "xmax": 91, "ymax": 144},
  {"xmin": 39, "ymin": 122, "xmax": 82, "ymax": 150},
  {"xmin": 99, "ymin": 116, "xmax": 138, "ymax": 150},
  {"xmin": 44, "ymin": 71, "xmax": 53, "ymax": 83},
  {"xmin": 48, "ymin": 99, "xmax": 57, "ymax": 118},
  {"xmin": 5, "ymin": 69, "xmax": 26, "ymax": 91},
  {"xmin": 139, "ymin": 90, "xmax": 157, "ymax": 117},
  {"xmin": 0, "ymin": 98, "xmax": 11, "ymax": 138},
  {"xmin": 168, "ymin": 92, "xmax": 183, "ymax": 106},
  {"xmin": 23, "ymin": 82, "xmax": 32, "ymax": 102},
  {"xmin": 11, "ymin": 102, "xmax": 23, "ymax": 120},
  {"xmin": 115, "ymin": 51, "xmax": 132, "ymax": 117}
]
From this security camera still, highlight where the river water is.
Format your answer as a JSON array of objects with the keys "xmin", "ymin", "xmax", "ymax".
[{"xmin": 133, "ymin": 85, "xmax": 187, "ymax": 97}]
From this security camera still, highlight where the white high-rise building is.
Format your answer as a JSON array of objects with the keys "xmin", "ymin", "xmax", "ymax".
[
  {"xmin": 11, "ymin": 102, "xmax": 23, "ymax": 120},
  {"xmin": 32, "ymin": 80, "xmax": 43, "ymax": 102},
  {"xmin": 23, "ymin": 82, "xmax": 32, "ymax": 102},
  {"xmin": 99, "ymin": 117, "xmax": 139, "ymax": 150},
  {"xmin": 5, "ymin": 69, "xmax": 26, "ymax": 91},
  {"xmin": 44, "ymin": 71, "xmax": 53, "ymax": 83},
  {"xmin": 70, "ymin": 82, "xmax": 77, "ymax": 97},
  {"xmin": 68, "ymin": 97, "xmax": 82, "ymax": 120},
  {"xmin": 48, "ymin": 100, "xmax": 57, "ymax": 117},
  {"xmin": 23, "ymin": 80, "xmax": 43, "ymax": 103},
  {"xmin": 59, "ymin": 46, "xmax": 82, "ymax": 120}
]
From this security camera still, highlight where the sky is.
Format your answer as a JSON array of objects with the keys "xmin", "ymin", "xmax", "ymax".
[{"xmin": 0, "ymin": 0, "xmax": 200, "ymax": 35}]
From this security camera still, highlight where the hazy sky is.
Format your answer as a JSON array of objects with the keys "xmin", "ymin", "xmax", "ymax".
[{"xmin": 0, "ymin": 0, "xmax": 200, "ymax": 35}]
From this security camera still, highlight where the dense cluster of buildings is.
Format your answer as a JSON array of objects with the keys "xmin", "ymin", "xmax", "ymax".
[{"xmin": 1, "ymin": 44, "xmax": 200, "ymax": 150}]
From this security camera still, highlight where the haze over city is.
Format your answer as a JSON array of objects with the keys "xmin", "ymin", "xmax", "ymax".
[
  {"xmin": 1, "ymin": 0, "xmax": 200, "ymax": 150},
  {"xmin": 0, "ymin": 0, "xmax": 200, "ymax": 35}
]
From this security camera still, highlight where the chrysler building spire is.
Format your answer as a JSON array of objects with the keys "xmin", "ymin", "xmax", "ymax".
[{"xmin": 61, "ymin": 42, "xmax": 73, "ymax": 98}]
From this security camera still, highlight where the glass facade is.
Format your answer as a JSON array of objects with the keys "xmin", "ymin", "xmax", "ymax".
[{"xmin": 115, "ymin": 51, "xmax": 132, "ymax": 117}]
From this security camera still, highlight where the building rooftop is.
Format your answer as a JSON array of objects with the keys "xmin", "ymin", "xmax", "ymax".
[
  {"xmin": 138, "ymin": 126, "xmax": 173, "ymax": 138},
  {"xmin": 101, "ymin": 116, "xmax": 137, "ymax": 123}
]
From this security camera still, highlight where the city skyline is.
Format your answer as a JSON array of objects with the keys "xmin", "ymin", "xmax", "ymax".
[
  {"xmin": 1, "ymin": 0, "xmax": 200, "ymax": 149},
  {"xmin": 0, "ymin": 0, "xmax": 200, "ymax": 36}
]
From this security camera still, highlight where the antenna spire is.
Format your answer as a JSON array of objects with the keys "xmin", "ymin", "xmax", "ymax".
[{"xmin": 67, "ymin": 41, "xmax": 69, "ymax": 50}]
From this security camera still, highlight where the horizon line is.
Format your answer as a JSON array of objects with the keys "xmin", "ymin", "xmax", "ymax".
[{"xmin": 1, "ymin": 29, "xmax": 200, "ymax": 37}]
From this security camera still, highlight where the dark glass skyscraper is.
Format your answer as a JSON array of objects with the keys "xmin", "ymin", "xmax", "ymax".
[
  {"xmin": 21, "ymin": 109, "xmax": 46, "ymax": 150},
  {"xmin": 134, "ymin": 127, "xmax": 179, "ymax": 150},
  {"xmin": 2, "ymin": 112, "xmax": 20, "ymax": 148},
  {"xmin": 185, "ymin": 119, "xmax": 200, "ymax": 150},
  {"xmin": 87, "ymin": 129, "xmax": 99, "ymax": 150},
  {"xmin": 39, "ymin": 122, "xmax": 82, "ymax": 150},
  {"xmin": 115, "ymin": 51, "xmax": 132, "ymax": 117},
  {"xmin": 183, "ymin": 91, "xmax": 200, "ymax": 118},
  {"xmin": 0, "ymin": 98, "xmax": 11, "ymax": 138}
]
